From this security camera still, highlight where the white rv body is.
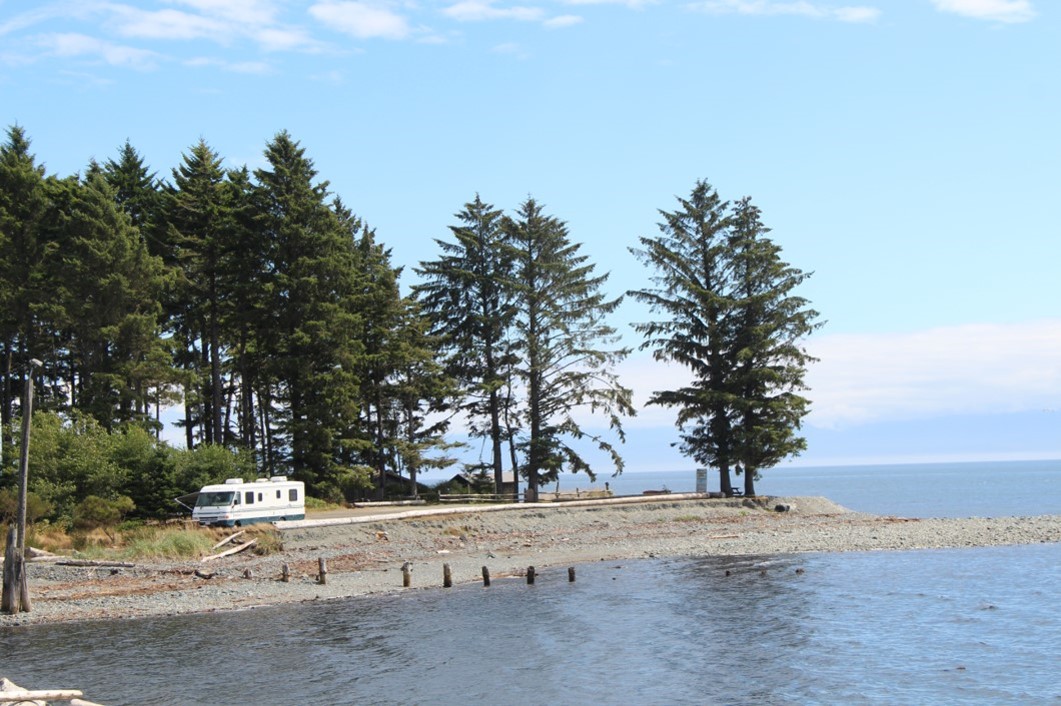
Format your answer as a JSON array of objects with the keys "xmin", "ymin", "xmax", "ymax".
[{"xmin": 192, "ymin": 476, "xmax": 305, "ymax": 527}]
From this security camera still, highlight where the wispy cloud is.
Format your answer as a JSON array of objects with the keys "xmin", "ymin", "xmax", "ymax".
[
  {"xmin": 309, "ymin": 1, "xmax": 411, "ymax": 40},
  {"xmin": 544, "ymin": 14, "xmax": 585, "ymax": 27},
  {"xmin": 491, "ymin": 41, "xmax": 530, "ymax": 58},
  {"xmin": 804, "ymin": 319, "xmax": 1061, "ymax": 428},
  {"xmin": 612, "ymin": 319, "xmax": 1061, "ymax": 433},
  {"xmin": 689, "ymin": 0, "xmax": 881, "ymax": 22},
  {"xmin": 442, "ymin": 1, "xmax": 546, "ymax": 22},
  {"xmin": 37, "ymin": 32, "xmax": 162, "ymax": 69},
  {"xmin": 106, "ymin": 7, "xmax": 230, "ymax": 42},
  {"xmin": 928, "ymin": 0, "xmax": 1035, "ymax": 23},
  {"xmin": 107, "ymin": 2, "xmax": 320, "ymax": 50},
  {"xmin": 563, "ymin": 0, "xmax": 659, "ymax": 7},
  {"xmin": 184, "ymin": 56, "xmax": 273, "ymax": 73},
  {"xmin": 169, "ymin": 0, "xmax": 282, "ymax": 27}
]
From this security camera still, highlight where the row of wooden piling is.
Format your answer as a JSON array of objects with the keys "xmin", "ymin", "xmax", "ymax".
[
  {"xmin": 430, "ymin": 563, "xmax": 576, "ymax": 588},
  {"xmin": 274, "ymin": 560, "xmax": 576, "ymax": 588}
]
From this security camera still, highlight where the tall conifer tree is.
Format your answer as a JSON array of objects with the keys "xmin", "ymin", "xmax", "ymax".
[
  {"xmin": 252, "ymin": 132, "xmax": 361, "ymax": 492},
  {"xmin": 505, "ymin": 198, "xmax": 633, "ymax": 501},
  {"xmin": 629, "ymin": 181, "xmax": 821, "ymax": 495},
  {"xmin": 0, "ymin": 126, "xmax": 49, "ymax": 466},
  {"xmin": 166, "ymin": 140, "xmax": 230, "ymax": 447},
  {"xmin": 414, "ymin": 195, "xmax": 516, "ymax": 494}
]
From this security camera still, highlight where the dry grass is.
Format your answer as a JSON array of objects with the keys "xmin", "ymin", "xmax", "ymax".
[{"xmin": 22, "ymin": 522, "xmax": 281, "ymax": 561}]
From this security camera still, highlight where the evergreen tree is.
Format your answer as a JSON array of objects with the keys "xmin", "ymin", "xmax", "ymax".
[
  {"xmin": 349, "ymin": 224, "xmax": 408, "ymax": 499},
  {"xmin": 251, "ymin": 132, "xmax": 361, "ymax": 492},
  {"xmin": 414, "ymin": 195, "xmax": 516, "ymax": 494},
  {"xmin": 221, "ymin": 166, "xmax": 268, "ymax": 458},
  {"xmin": 165, "ymin": 140, "xmax": 230, "ymax": 447},
  {"xmin": 726, "ymin": 198, "xmax": 821, "ymax": 495},
  {"xmin": 629, "ymin": 181, "xmax": 820, "ymax": 496},
  {"xmin": 505, "ymin": 198, "xmax": 633, "ymax": 501},
  {"xmin": 0, "ymin": 130, "xmax": 78, "ymax": 472},
  {"xmin": 102, "ymin": 140, "xmax": 164, "ymax": 252},
  {"xmin": 389, "ymin": 299, "xmax": 460, "ymax": 498},
  {"xmin": 0, "ymin": 126, "xmax": 49, "ymax": 467},
  {"xmin": 45, "ymin": 172, "xmax": 170, "ymax": 431}
]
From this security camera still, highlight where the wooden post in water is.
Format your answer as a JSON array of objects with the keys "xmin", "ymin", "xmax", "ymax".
[
  {"xmin": 318, "ymin": 557, "xmax": 328, "ymax": 585},
  {"xmin": 402, "ymin": 561, "xmax": 412, "ymax": 587},
  {"xmin": 482, "ymin": 566, "xmax": 491, "ymax": 587},
  {"xmin": 281, "ymin": 563, "xmax": 290, "ymax": 582},
  {"xmin": 568, "ymin": 567, "xmax": 576, "ymax": 582},
  {"xmin": 443, "ymin": 563, "xmax": 452, "ymax": 588},
  {"xmin": 527, "ymin": 566, "xmax": 536, "ymax": 585}
]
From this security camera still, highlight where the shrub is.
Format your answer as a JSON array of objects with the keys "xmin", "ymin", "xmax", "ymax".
[{"xmin": 72, "ymin": 495, "xmax": 136, "ymax": 540}]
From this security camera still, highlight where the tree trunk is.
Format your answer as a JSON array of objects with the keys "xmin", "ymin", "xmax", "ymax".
[
  {"xmin": 209, "ymin": 312, "xmax": 223, "ymax": 446},
  {"xmin": 1, "ymin": 341, "xmax": 11, "ymax": 469},
  {"xmin": 489, "ymin": 387, "xmax": 504, "ymax": 495},
  {"xmin": 719, "ymin": 463, "xmax": 733, "ymax": 496}
]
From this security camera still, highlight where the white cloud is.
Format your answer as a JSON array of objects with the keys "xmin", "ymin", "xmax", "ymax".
[
  {"xmin": 252, "ymin": 26, "xmax": 319, "ymax": 51},
  {"xmin": 689, "ymin": 0, "xmax": 881, "ymax": 22},
  {"xmin": 563, "ymin": 0, "xmax": 659, "ymax": 7},
  {"xmin": 107, "ymin": 7, "xmax": 229, "ymax": 41},
  {"xmin": 491, "ymin": 41, "xmax": 527, "ymax": 55},
  {"xmin": 544, "ymin": 14, "xmax": 584, "ymax": 27},
  {"xmin": 611, "ymin": 320, "xmax": 1061, "ymax": 434},
  {"xmin": 168, "ymin": 0, "xmax": 281, "ymax": 26},
  {"xmin": 442, "ymin": 1, "xmax": 545, "ymax": 22},
  {"xmin": 184, "ymin": 56, "xmax": 272, "ymax": 73},
  {"xmin": 103, "ymin": 2, "xmax": 321, "ymax": 51},
  {"xmin": 38, "ymin": 32, "xmax": 161, "ymax": 69},
  {"xmin": 928, "ymin": 0, "xmax": 1034, "ymax": 23},
  {"xmin": 309, "ymin": 1, "xmax": 411, "ymax": 39},
  {"xmin": 804, "ymin": 319, "xmax": 1061, "ymax": 428}
]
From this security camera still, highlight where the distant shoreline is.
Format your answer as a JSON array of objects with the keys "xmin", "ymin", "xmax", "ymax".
[{"xmin": 3, "ymin": 496, "xmax": 1059, "ymax": 628}]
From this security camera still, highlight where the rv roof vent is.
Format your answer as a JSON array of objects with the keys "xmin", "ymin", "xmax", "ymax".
[
  {"xmin": 254, "ymin": 478, "xmax": 270, "ymax": 483},
  {"xmin": 270, "ymin": 476, "xmax": 288, "ymax": 482},
  {"xmin": 224, "ymin": 478, "xmax": 242, "ymax": 484}
]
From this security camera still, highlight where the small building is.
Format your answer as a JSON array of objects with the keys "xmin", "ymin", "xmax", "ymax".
[{"xmin": 447, "ymin": 471, "xmax": 519, "ymax": 497}]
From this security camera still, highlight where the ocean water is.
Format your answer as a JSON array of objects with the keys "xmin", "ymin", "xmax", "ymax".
[
  {"xmin": 577, "ymin": 459, "xmax": 1061, "ymax": 518},
  {"xmin": 2, "ymin": 460, "xmax": 1059, "ymax": 705}
]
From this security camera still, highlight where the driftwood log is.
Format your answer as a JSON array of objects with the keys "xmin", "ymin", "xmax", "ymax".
[
  {"xmin": 0, "ymin": 677, "xmax": 105, "ymax": 705},
  {"xmin": 201, "ymin": 539, "xmax": 256, "ymax": 562},
  {"xmin": 211, "ymin": 530, "xmax": 246, "ymax": 550},
  {"xmin": 55, "ymin": 560, "xmax": 136, "ymax": 568}
]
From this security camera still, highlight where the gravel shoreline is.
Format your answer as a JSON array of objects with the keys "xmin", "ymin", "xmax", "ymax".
[{"xmin": 3, "ymin": 496, "xmax": 1059, "ymax": 627}]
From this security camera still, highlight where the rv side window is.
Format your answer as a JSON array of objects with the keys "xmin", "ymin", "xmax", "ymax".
[
  {"xmin": 245, "ymin": 491, "xmax": 254, "ymax": 505},
  {"xmin": 276, "ymin": 490, "xmax": 281, "ymax": 499},
  {"xmin": 289, "ymin": 489, "xmax": 298, "ymax": 502},
  {"xmin": 258, "ymin": 492, "xmax": 263, "ymax": 502}
]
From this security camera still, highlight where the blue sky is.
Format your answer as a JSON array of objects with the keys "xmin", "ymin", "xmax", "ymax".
[{"xmin": 2, "ymin": 0, "xmax": 1059, "ymax": 473}]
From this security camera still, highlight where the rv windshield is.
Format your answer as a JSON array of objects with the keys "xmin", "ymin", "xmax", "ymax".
[{"xmin": 196, "ymin": 491, "xmax": 235, "ymax": 507}]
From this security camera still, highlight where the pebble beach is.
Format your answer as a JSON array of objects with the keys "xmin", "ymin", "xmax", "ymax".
[{"xmin": 3, "ymin": 495, "xmax": 1059, "ymax": 627}]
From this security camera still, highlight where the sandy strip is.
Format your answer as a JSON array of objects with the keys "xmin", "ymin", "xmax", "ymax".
[{"xmin": 2, "ymin": 496, "xmax": 1058, "ymax": 627}]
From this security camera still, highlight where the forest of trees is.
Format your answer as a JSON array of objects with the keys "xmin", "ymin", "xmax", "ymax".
[{"xmin": 0, "ymin": 125, "xmax": 819, "ymax": 521}]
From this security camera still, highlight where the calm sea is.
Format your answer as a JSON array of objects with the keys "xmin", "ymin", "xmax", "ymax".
[{"xmin": 3, "ymin": 461, "xmax": 1060, "ymax": 705}]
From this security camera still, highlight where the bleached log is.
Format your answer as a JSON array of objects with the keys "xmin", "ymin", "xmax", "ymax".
[
  {"xmin": 0, "ymin": 690, "xmax": 83, "ymax": 702},
  {"xmin": 211, "ymin": 530, "xmax": 246, "ymax": 550},
  {"xmin": 55, "ymin": 560, "xmax": 136, "ymax": 568},
  {"xmin": 201, "ymin": 539, "xmax": 256, "ymax": 562},
  {"xmin": 0, "ymin": 679, "xmax": 86, "ymax": 704}
]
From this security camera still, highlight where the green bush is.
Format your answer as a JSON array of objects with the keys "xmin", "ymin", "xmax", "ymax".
[
  {"xmin": 73, "ymin": 495, "xmax": 136, "ymax": 538},
  {"xmin": 0, "ymin": 487, "xmax": 54, "ymax": 525}
]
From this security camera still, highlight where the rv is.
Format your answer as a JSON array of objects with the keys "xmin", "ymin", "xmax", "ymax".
[{"xmin": 191, "ymin": 476, "xmax": 305, "ymax": 527}]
